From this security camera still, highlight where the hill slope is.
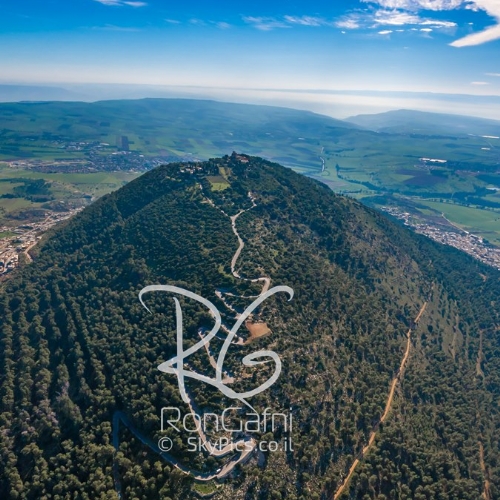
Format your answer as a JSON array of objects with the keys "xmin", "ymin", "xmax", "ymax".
[
  {"xmin": 0, "ymin": 154, "xmax": 499, "ymax": 499},
  {"xmin": 0, "ymin": 98, "xmax": 358, "ymax": 169},
  {"xmin": 345, "ymin": 109, "xmax": 500, "ymax": 136}
]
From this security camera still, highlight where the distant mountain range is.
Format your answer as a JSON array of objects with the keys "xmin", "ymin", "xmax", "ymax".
[
  {"xmin": 346, "ymin": 109, "xmax": 500, "ymax": 137},
  {"xmin": 2, "ymin": 83, "xmax": 500, "ymax": 122},
  {"xmin": 0, "ymin": 84, "xmax": 88, "ymax": 102}
]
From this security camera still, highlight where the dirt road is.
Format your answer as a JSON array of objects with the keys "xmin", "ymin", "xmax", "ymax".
[{"xmin": 333, "ymin": 299, "xmax": 429, "ymax": 499}]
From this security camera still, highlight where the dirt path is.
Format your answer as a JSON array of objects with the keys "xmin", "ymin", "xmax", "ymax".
[
  {"xmin": 333, "ymin": 299, "xmax": 429, "ymax": 500},
  {"xmin": 479, "ymin": 440, "xmax": 492, "ymax": 500},
  {"xmin": 23, "ymin": 241, "xmax": 38, "ymax": 263},
  {"xmin": 228, "ymin": 194, "xmax": 271, "ymax": 294},
  {"xmin": 202, "ymin": 186, "xmax": 271, "ymax": 300},
  {"xmin": 476, "ymin": 330, "xmax": 485, "ymax": 379},
  {"xmin": 440, "ymin": 211, "xmax": 467, "ymax": 234}
]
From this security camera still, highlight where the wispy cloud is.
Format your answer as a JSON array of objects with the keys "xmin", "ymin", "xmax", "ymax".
[
  {"xmin": 164, "ymin": 19, "xmax": 230, "ymax": 29},
  {"xmin": 471, "ymin": 81, "xmax": 490, "ymax": 84},
  {"xmin": 335, "ymin": 17, "xmax": 362, "ymax": 29},
  {"xmin": 420, "ymin": 19, "xmax": 457, "ymax": 27},
  {"xmin": 378, "ymin": 29, "xmax": 394, "ymax": 34},
  {"xmin": 243, "ymin": 16, "xmax": 290, "ymax": 30},
  {"xmin": 451, "ymin": 23, "xmax": 500, "ymax": 46},
  {"xmin": 244, "ymin": 15, "xmax": 337, "ymax": 30},
  {"xmin": 284, "ymin": 15, "xmax": 335, "ymax": 27},
  {"xmin": 189, "ymin": 18, "xmax": 206, "ymax": 26},
  {"xmin": 92, "ymin": 24, "xmax": 141, "ymax": 31},
  {"xmin": 373, "ymin": 10, "xmax": 422, "ymax": 25},
  {"xmin": 244, "ymin": 10, "xmax": 454, "ymax": 33},
  {"xmin": 360, "ymin": 0, "xmax": 500, "ymax": 46},
  {"xmin": 451, "ymin": 1, "xmax": 500, "ymax": 46},
  {"xmin": 361, "ymin": 0, "xmax": 463, "ymax": 10},
  {"xmin": 335, "ymin": 8, "xmax": 456, "ymax": 31},
  {"xmin": 486, "ymin": 72, "xmax": 500, "ymax": 76},
  {"xmin": 93, "ymin": 0, "xmax": 147, "ymax": 6}
]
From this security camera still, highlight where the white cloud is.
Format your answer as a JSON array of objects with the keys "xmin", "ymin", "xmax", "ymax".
[
  {"xmin": 216, "ymin": 22, "xmax": 231, "ymax": 29},
  {"xmin": 361, "ymin": 0, "xmax": 500, "ymax": 46},
  {"xmin": 471, "ymin": 81, "xmax": 490, "ymax": 84},
  {"xmin": 336, "ymin": 8, "xmax": 457, "ymax": 31},
  {"xmin": 335, "ymin": 17, "xmax": 361, "ymax": 29},
  {"xmin": 284, "ymin": 15, "xmax": 335, "ymax": 26},
  {"xmin": 93, "ymin": 0, "xmax": 147, "ymax": 6},
  {"xmin": 361, "ymin": 0, "xmax": 463, "ymax": 10},
  {"xmin": 374, "ymin": 10, "xmax": 422, "ymax": 25},
  {"xmin": 452, "ymin": 24, "xmax": 500, "ymax": 46},
  {"xmin": 378, "ymin": 29, "xmax": 394, "ymax": 33},
  {"xmin": 244, "ymin": 15, "xmax": 336, "ymax": 30},
  {"xmin": 451, "ymin": 0, "xmax": 500, "ymax": 46},
  {"xmin": 419, "ymin": 19, "xmax": 457, "ymax": 27},
  {"xmin": 421, "ymin": 27, "xmax": 433, "ymax": 30},
  {"xmin": 189, "ymin": 19, "xmax": 206, "ymax": 26},
  {"xmin": 243, "ymin": 16, "xmax": 290, "ymax": 30}
]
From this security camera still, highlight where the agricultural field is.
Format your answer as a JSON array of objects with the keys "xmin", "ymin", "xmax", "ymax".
[
  {"xmin": 0, "ymin": 162, "xmax": 139, "ymax": 224},
  {"xmin": 416, "ymin": 199, "xmax": 500, "ymax": 245}
]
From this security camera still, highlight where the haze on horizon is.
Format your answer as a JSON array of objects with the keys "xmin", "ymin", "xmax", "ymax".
[{"xmin": 1, "ymin": 0, "xmax": 500, "ymax": 119}]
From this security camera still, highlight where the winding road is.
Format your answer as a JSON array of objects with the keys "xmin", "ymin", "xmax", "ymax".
[
  {"xmin": 112, "ymin": 188, "xmax": 272, "ymax": 492},
  {"xmin": 228, "ymin": 193, "xmax": 271, "ymax": 294}
]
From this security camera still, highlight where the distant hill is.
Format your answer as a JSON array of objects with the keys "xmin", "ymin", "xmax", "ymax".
[
  {"xmin": 1, "ymin": 154, "xmax": 499, "ymax": 499},
  {"xmin": 0, "ymin": 84, "xmax": 88, "ymax": 103},
  {"xmin": 0, "ymin": 97, "xmax": 357, "ymax": 133},
  {"xmin": 0, "ymin": 98, "xmax": 360, "ymax": 169},
  {"xmin": 345, "ymin": 109, "xmax": 500, "ymax": 136}
]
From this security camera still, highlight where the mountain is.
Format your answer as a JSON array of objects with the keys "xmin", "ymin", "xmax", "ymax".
[
  {"xmin": 0, "ymin": 153, "xmax": 499, "ymax": 499},
  {"xmin": 0, "ymin": 98, "xmax": 360, "ymax": 170},
  {"xmin": 0, "ymin": 85, "xmax": 88, "ymax": 103},
  {"xmin": 345, "ymin": 109, "xmax": 500, "ymax": 137}
]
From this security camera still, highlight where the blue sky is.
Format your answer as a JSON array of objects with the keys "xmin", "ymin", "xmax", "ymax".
[{"xmin": 1, "ymin": 0, "xmax": 500, "ymax": 116}]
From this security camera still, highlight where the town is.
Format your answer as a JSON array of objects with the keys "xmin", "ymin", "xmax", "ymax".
[
  {"xmin": 0, "ymin": 208, "xmax": 83, "ymax": 277},
  {"xmin": 5, "ymin": 135, "xmax": 197, "ymax": 174},
  {"xmin": 382, "ymin": 206, "xmax": 500, "ymax": 270}
]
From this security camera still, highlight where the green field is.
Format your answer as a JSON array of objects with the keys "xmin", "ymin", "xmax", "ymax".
[
  {"xmin": 0, "ymin": 162, "xmax": 139, "ymax": 223},
  {"xmin": 206, "ymin": 175, "xmax": 230, "ymax": 191},
  {"xmin": 416, "ymin": 199, "xmax": 500, "ymax": 244}
]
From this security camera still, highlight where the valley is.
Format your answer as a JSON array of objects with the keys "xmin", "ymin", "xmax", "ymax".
[{"xmin": 1, "ymin": 99, "xmax": 500, "ymax": 268}]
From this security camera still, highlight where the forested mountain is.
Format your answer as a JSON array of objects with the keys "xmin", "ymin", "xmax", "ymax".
[{"xmin": 1, "ymin": 153, "xmax": 499, "ymax": 499}]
